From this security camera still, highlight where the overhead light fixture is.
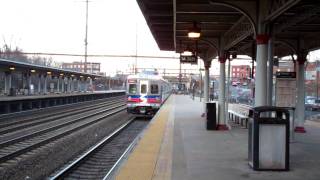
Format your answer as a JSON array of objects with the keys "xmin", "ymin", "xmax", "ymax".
[
  {"xmin": 71, "ymin": 74, "xmax": 75, "ymax": 77},
  {"xmin": 9, "ymin": 66, "xmax": 15, "ymax": 71},
  {"xmin": 188, "ymin": 22, "xmax": 201, "ymax": 39},
  {"xmin": 30, "ymin": 69, "xmax": 36, "ymax": 73},
  {"xmin": 60, "ymin": 73, "xmax": 64, "ymax": 76},
  {"xmin": 80, "ymin": 75, "xmax": 83, "ymax": 78},
  {"xmin": 182, "ymin": 45, "xmax": 193, "ymax": 56},
  {"xmin": 47, "ymin": 71, "xmax": 52, "ymax": 75},
  {"xmin": 182, "ymin": 50, "xmax": 193, "ymax": 56}
]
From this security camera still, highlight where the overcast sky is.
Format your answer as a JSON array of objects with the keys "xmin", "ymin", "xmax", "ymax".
[
  {"xmin": 0, "ymin": 0, "xmax": 319, "ymax": 76},
  {"xmin": 0, "ymin": 0, "xmax": 186, "ymax": 75}
]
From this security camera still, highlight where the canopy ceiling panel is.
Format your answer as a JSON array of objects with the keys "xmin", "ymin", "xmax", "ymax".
[{"xmin": 137, "ymin": 0, "xmax": 320, "ymax": 58}]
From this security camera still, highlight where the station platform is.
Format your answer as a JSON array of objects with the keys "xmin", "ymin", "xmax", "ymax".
[
  {"xmin": 115, "ymin": 95, "xmax": 320, "ymax": 180},
  {"xmin": 0, "ymin": 90, "xmax": 124, "ymax": 101},
  {"xmin": 0, "ymin": 90, "xmax": 125, "ymax": 115}
]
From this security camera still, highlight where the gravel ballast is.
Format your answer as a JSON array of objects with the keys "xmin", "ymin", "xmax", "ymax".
[{"xmin": 0, "ymin": 111, "xmax": 132, "ymax": 180}]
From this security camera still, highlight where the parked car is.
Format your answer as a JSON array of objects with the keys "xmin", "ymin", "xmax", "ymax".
[{"xmin": 305, "ymin": 98, "xmax": 320, "ymax": 111}]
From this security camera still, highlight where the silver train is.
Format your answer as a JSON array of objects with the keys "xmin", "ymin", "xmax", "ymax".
[{"xmin": 126, "ymin": 71, "xmax": 171, "ymax": 115}]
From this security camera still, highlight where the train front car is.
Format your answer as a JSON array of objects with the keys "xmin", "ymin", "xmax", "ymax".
[{"xmin": 126, "ymin": 72, "xmax": 163, "ymax": 116}]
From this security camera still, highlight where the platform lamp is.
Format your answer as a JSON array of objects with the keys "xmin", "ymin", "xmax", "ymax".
[
  {"xmin": 188, "ymin": 22, "xmax": 201, "ymax": 39},
  {"xmin": 182, "ymin": 45, "xmax": 193, "ymax": 56}
]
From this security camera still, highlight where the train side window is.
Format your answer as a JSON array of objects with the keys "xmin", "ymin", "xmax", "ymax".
[
  {"xmin": 141, "ymin": 84, "xmax": 147, "ymax": 94},
  {"xmin": 129, "ymin": 84, "xmax": 137, "ymax": 94},
  {"xmin": 151, "ymin": 84, "xmax": 159, "ymax": 94}
]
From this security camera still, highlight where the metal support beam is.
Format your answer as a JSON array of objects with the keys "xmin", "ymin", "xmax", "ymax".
[
  {"xmin": 255, "ymin": 35, "xmax": 269, "ymax": 106},
  {"xmin": 38, "ymin": 74, "xmax": 41, "ymax": 94},
  {"xmin": 4, "ymin": 72, "xmax": 12, "ymax": 95},
  {"xmin": 225, "ymin": 57, "xmax": 232, "ymax": 129},
  {"xmin": 89, "ymin": 78, "xmax": 93, "ymax": 92},
  {"xmin": 295, "ymin": 53, "xmax": 307, "ymax": 133},
  {"xmin": 43, "ymin": 75, "xmax": 47, "ymax": 94},
  {"xmin": 274, "ymin": 5, "xmax": 320, "ymax": 34},
  {"xmin": 28, "ymin": 73, "xmax": 32, "ymax": 95},
  {"xmin": 223, "ymin": 16, "xmax": 254, "ymax": 50},
  {"xmin": 218, "ymin": 56, "xmax": 228, "ymax": 130},
  {"xmin": 61, "ymin": 77, "xmax": 65, "ymax": 93},
  {"xmin": 203, "ymin": 59, "xmax": 211, "ymax": 116},
  {"xmin": 267, "ymin": 38, "xmax": 274, "ymax": 106},
  {"xmin": 57, "ymin": 76, "xmax": 60, "ymax": 93},
  {"xmin": 265, "ymin": 0, "xmax": 301, "ymax": 22}
]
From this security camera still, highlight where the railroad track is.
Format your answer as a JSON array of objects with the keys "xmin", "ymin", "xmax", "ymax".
[
  {"xmin": 0, "ymin": 97, "xmax": 124, "ymax": 136},
  {"xmin": 0, "ymin": 95, "xmax": 125, "ymax": 126},
  {"xmin": 0, "ymin": 101, "xmax": 127, "ymax": 164},
  {"xmin": 49, "ymin": 117, "xmax": 149, "ymax": 180}
]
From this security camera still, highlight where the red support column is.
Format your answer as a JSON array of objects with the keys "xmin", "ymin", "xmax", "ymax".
[{"xmin": 255, "ymin": 34, "xmax": 269, "ymax": 107}]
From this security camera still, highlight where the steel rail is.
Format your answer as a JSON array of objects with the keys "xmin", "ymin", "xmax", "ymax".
[
  {"xmin": 49, "ymin": 117, "xmax": 135, "ymax": 179},
  {"xmin": 0, "ymin": 95, "xmax": 125, "ymax": 120},
  {"xmin": 0, "ymin": 105, "xmax": 126, "ymax": 163},
  {"xmin": 0, "ymin": 103, "xmax": 125, "ymax": 148},
  {"xmin": 0, "ymin": 99, "xmax": 123, "ymax": 135},
  {"xmin": 102, "ymin": 122, "xmax": 144, "ymax": 180}
]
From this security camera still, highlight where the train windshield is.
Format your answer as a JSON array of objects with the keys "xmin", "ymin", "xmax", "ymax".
[
  {"xmin": 128, "ymin": 84, "xmax": 137, "ymax": 94},
  {"xmin": 151, "ymin": 84, "xmax": 159, "ymax": 94}
]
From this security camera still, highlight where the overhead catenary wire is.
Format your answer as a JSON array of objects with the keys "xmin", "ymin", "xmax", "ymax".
[
  {"xmin": 14, "ymin": 52, "xmax": 255, "ymax": 61},
  {"xmin": 19, "ymin": 52, "xmax": 180, "ymax": 59}
]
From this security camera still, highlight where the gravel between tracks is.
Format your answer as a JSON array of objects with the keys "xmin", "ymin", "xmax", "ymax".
[{"xmin": 0, "ymin": 111, "xmax": 132, "ymax": 180}]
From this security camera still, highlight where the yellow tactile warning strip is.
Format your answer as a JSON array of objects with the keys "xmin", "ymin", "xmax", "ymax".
[
  {"xmin": 152, "ymin": 101, "xmax": 174, "ymax": 180},
  {"xmin": 115, "ymin": 96, "xmax": 174, "ymax": 180}
]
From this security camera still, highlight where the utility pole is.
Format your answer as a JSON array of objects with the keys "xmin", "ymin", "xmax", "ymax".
[
  {"xmin": 179, "ymin": 61, "xmax": 182, "ymax": 91},
  {"xmin": 200, "ymin": 68, "xmax": 202, "ymax": 102},
  {"xmin": 135, "ymin": 23, "xmax": 138, "ymax": 74},
  {"xmin": 84, "ymin": 0, "xmax": 89, "ymax": 73},
  {"xmin": 317, "ymin": 60, "xmax": 319, "ymax": 99}
]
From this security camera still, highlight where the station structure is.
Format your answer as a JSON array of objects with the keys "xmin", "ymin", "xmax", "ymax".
[
  {"xmin": 112, "ymin": 1, "xmax": 320, "ymax": 179},
  {"xmin": 0, "ymin": 1, "xmax": 319, "ymax": 179},
  {"xmin": 0, "ymin": 58, "xmax": 123, "ymax": 114},
  {"xmin": 0, "ymin": 58, "xmax": 98, "ymax": 96},
  {"xmin": 135, "ymin": 0, "xmax": 320, "ymax": 133}
]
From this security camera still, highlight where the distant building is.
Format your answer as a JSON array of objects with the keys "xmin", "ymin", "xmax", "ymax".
[
  {"xmin": 62, "ymin": 61, "xmax": 101, "ymax": 74},
  {"xmin": 231, "ymin": 65, "xmax": 252, "ymax": 82},
  {"xmin": 305, "ymin": 62, "xmax": 318, "ymax": 97}
]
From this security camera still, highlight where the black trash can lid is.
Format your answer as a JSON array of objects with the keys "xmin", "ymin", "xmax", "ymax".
[{"xmin": 253, "ymin": 106, "xmax": 290, "ymax": 113}]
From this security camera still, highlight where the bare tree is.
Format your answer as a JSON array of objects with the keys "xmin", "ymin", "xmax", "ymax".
[{"xmin": 0, "ymin": 43, "xmax": 55, "ymax": 67}]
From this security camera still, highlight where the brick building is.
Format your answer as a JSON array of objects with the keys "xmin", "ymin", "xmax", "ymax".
[
  {"xmin": 231, "ymin": 65, "xmax": 253, "ymax": 82},
  {"xmin": 62, "ymin": 62, "xmax": 101, "ymax": 74}
]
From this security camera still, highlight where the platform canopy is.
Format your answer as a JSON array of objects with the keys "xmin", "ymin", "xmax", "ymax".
[
  {"xmin": 137, "ymin": 0, "xmax": 320, "ymax": 60},
  {"xmin": 0, "ymin": 58, "xmax": 103, "ymax": 79}
]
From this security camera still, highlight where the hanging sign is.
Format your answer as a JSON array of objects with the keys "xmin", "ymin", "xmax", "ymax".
[
  {"xmin": 276, "ymin": 72, "xmax": 296, "ymax": 78},
  {"xmin": 180, "ymin": 55, "xmax": 198, "ymax": 64}
]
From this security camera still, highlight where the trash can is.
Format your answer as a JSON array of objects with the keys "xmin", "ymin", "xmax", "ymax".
[
  {"xmin": 248, "ymin": 106, "xmax": 290, "ymax": 171},
  {"xmin": 206, "ymin": 102, "xmax": 217, "ymax": 130}
]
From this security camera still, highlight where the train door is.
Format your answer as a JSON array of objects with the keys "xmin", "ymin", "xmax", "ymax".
[{"xmin": 140, "ymin": 80, "xmax": 148, "ymax": 104}]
